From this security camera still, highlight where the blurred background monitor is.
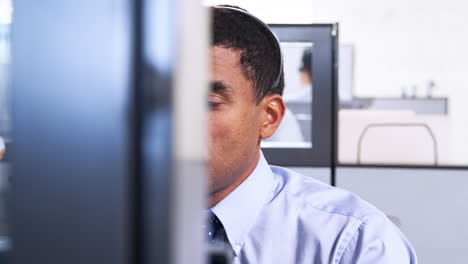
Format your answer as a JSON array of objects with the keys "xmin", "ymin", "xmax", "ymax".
[{"xmin": 263, "ymin": 42, "xmax": 313, "ymax": 148}]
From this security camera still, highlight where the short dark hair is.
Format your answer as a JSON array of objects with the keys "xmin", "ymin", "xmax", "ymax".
[
  {"xmin": 211, "ymin": 6, "xmax": 285, "ymax": 103},
  {"xmin": 299, "ymin": 47, "xmax": 313, "ymax": 79}
]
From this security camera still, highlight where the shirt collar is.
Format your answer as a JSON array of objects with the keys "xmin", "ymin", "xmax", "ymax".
[{"xmin": 211, "ymin": 150, "xmax": 275, "ymax": 256}]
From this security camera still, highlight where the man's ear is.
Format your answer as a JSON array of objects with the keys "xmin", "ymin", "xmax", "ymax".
[{"xmin": 258, "ymin": 94, "xmax": 286, "ymax": 139}]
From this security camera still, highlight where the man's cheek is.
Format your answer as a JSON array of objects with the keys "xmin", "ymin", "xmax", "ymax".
[
  {"xmin": 208, "ymin": 120, "xmax": 223, "ymax": 153},
  {"xmin": 209, "ymin": 115, "xmax": 230, "ymax": 139}
]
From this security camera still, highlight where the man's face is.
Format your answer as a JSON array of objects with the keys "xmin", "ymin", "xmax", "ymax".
[{"xmin": 208, "ymin": 46, "xmax": 263, "ymax": 196}]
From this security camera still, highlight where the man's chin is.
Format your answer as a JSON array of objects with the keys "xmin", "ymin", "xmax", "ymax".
[
  {"xmin": 206, "ymin": 172, "xmax": 228, "ymax": 197},
  {"xmin": 205, "ymin": 169, "xmax": 218, "ymax": 194}
]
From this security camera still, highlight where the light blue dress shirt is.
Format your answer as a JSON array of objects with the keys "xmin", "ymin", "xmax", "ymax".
[{"xmin": 211, "ymin": 151, "xmax": 417, "ymax": 263}]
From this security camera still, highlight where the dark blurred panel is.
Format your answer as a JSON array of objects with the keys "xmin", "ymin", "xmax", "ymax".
[{"xmin": 10, "ymin": 1, "xmax": 134, "ymax": 263}]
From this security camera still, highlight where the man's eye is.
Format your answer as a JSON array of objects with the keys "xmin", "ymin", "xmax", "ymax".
[{"xmin": 208, "ymin": 101, "xmax": 221, "ymax": 109}]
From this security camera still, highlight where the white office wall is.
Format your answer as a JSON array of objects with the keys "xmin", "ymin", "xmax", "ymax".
[{"xmin": 203, "ymin": 0, "xmax": 315, "ymax": 23}]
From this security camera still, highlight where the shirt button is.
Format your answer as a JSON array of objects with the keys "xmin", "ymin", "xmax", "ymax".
[{"xmin": 234, "ymin": 245, "xmax": 241, "ymax": 253}]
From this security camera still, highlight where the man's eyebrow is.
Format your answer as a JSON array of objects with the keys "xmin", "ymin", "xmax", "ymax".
[{"xmin": 210, "ymin": 81, "xmax": 232, "ymax": 97}]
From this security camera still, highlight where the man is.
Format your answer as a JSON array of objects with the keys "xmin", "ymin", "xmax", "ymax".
[
  {"xmin": 283, "ymin": 47, "xmax": 313, "ymax": 103},
  {"xmin": 207, "ymin": 5, "xmax": 417, "ymax": 263}
]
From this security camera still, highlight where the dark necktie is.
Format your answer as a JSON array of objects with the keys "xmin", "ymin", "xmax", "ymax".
[
  {"xmin": 206, "ymin": 211, "xmax": 229, "ymax": 245},
  {"xmin": 205, "ymin": 212, "xmax": 234, "ymax": 264}
]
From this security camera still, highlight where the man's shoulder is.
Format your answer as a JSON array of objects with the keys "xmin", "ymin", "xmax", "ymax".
[
  {"xmin": 269, "ymin": 165, "xmax": 384, "ymax": 222},
  {"xmin": 265, "ymin": 165, "xmax": 416, "ymax": 263}
]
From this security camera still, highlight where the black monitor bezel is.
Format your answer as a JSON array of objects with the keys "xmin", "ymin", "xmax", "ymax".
[{"xmin": 262, "ymin": 24, "xmax": 338, "ymax": 167}]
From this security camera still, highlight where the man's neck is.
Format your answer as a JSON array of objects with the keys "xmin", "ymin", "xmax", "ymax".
[{"xmin": 209, "ymin": 150, "xmax": 260, "ymax": 208}]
